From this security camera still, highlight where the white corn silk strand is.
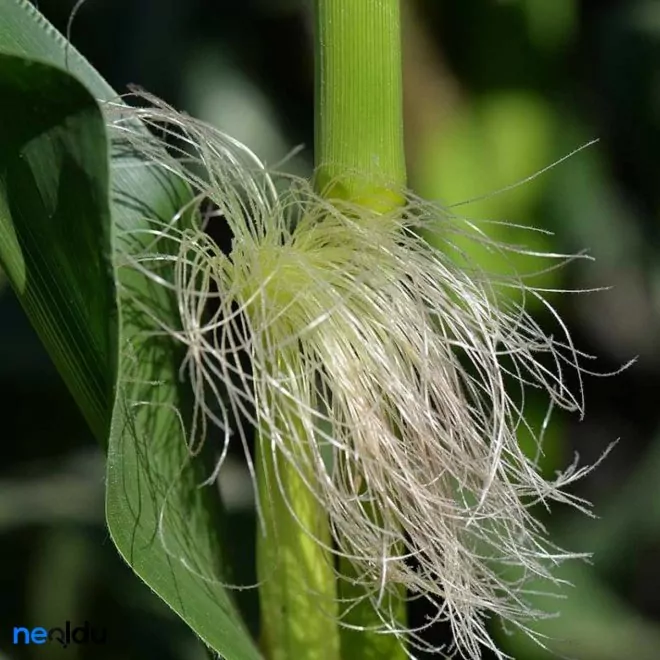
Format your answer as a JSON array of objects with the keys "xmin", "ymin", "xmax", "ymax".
[{"xmin": 108, "ymin": 93, "xmax": 609, "ymax": 659}]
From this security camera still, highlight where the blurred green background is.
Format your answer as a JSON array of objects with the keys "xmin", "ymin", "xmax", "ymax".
[{"xmin": 2, "ymin": 0, "xmax": 660, "ymax": 658}]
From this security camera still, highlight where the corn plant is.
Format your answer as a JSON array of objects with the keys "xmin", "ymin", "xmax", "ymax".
[{"xmin": 0, "ymin": 1, "xmax": 609, "ymax": 658}]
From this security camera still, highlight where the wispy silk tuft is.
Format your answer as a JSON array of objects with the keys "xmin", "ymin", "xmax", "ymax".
[{"xmin": 108, "ymin": 92, "xmax": 616, "ymax": 659}]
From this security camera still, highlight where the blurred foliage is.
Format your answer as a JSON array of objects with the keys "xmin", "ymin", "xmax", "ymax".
[{"xmin": 1, "ymin": 0, "xmax": 660, "ymax": 658}]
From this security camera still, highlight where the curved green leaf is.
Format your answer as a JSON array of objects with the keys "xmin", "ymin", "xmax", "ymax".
[
  {"xmin": 0, "ymin": 52, "xmax": 115, "ymax": 442},
  {"xmin": 0, "ymin": 2, "xmax": 260, "ymax": 658}
]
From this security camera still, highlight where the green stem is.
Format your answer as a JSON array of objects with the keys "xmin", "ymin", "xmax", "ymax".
[
  {"xmin": 314, "ymin": 1, "xmax": 408, "ymax": 658},
  {"xmin": 314, "ymin": 0, "xmax": 406, "ymax": 210},
  {"xmin": 256, "ymin": 409, "xmax": 340, "ymax": 660}
]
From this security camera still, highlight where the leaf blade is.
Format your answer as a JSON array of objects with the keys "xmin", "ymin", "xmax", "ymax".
[
  {"xmin": 0, "ymin": 52, "xmax": 115, "ymax": 442},
  {"xmin": 0, "ymin": 3, "xmax": 261, "ymax": 657}
]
